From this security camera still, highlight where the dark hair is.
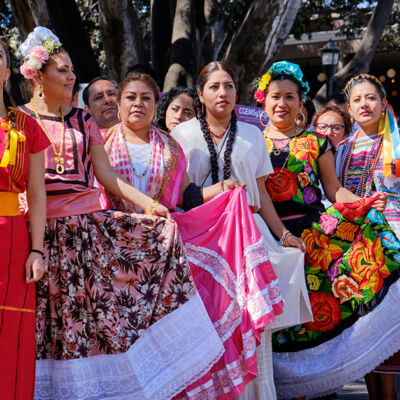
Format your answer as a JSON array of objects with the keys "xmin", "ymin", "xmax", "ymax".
[
  {"xmin": 195, "ymin": 61, "xmax": 238, "ymax": 184},
  {"xmin": 125, "ymin": 64, "xmax": 157, "ymax": 82},
  {"xmin": 268, "ymin": 73, "xmax": 304, "ymax": 100},
  {"xmin": 327, "ymin": 92, "xmax": 346, "ymax": 105},
  {"xmin": 82, "ymin": 76, "xmax": 118, "ymax": 106},
  {"xmin": 303, "ymin": 97, "xmax": 316, "ymax": 127},
  {"xmin": 0, "ymin": 40, "xmax": 14, "ymax": 109},
  {"xmin": 344, "ymin": 74, "xmax": 386, "ymax": 102},
  {"xmin": 314, "ymin": 105, "xmax": 352, "ymax": 137},
  {"xmin": 155, "ymin": 87, "xmax": 195, "ymax": 131},
  {"xmin": 117, "ymin": 72, "xmax": 159, "ymax": 103}
]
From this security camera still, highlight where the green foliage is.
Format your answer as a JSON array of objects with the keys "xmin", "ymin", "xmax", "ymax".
[
  {"xmin": 381, "ymin": 0, "xmax": 400, "ymax": 51},
  {"xmin": 291, "ymin": 0, "xmax": 375, "ymax": 40}
]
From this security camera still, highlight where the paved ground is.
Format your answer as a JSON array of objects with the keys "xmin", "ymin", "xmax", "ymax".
[{"xmin": 335, "ymin": 379, "xmax": 368, "ymax": 400}]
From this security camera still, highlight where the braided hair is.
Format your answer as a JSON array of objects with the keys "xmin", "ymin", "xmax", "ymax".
[
  {"xmin": 195, "ymin": 61, "xmax": 238, "ymax": 184},
  {"xmin": 344, "ymin": 74, "xmax": 386, "ymax": 102}
]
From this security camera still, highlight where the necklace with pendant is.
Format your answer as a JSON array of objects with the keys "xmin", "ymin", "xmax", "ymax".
[{"xmin": 31, "ymin": 100, "xmax": 65, "ymax": 174}]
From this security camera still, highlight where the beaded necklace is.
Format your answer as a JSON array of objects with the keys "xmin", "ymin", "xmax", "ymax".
[
  {"xmin": 120, "ymin": 124, "xmax": 153, "ymax": 177},
  {"xmin": 339, "ymin": 131, "xmax": 383, "ymax": 197}
]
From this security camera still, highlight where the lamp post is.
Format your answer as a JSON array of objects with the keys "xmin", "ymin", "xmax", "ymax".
[{"xmin": 321, "ymin": 40, "xmax": 340, "ymax": 103}]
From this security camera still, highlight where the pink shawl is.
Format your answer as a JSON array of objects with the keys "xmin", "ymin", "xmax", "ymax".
[{"xmin": 103, "ymin": 123, "xmax": 186, "ymax": 211}]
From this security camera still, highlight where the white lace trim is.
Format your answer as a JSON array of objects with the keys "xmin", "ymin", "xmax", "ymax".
[
  {"xmin": 274, "ymin": 280, "xmax": 400, "ymax": 399},
  {"xmin": 35, "ymin": 293, "xmax": 224, "ymax": 400}
]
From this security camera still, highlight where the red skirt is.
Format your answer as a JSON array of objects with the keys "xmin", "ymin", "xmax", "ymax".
[{"xmin": 0, "ymin": 215, "xmax": 35, "ymax": 400}]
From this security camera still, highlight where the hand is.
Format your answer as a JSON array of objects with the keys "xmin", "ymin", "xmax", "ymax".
[
  {"xmin": 222, "ymin": 179, "xmax": 246, "ymax": 191},
  {"xmin": 370, "ymin": 191, "xmax": 388, "ymax": 212},
  {"xmin": 283, "ymin": 234, "xmax": 306, "ymax": 253},
  {"xmin": 25, "ymin": 252, "xmax": 45, "ymax": 283},
  {"xmin": 154, "ymin": 203, "xmax": 173, "ymax": 221}
]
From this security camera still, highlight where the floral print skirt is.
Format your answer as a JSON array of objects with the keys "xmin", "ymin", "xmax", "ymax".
[
  {"xmin": 37, "ymin": 210, "xmax": 195, "ymax": 360},
  {"xmin": 273, "ymin": 198, "xmax": 400, "ymax": 399}
]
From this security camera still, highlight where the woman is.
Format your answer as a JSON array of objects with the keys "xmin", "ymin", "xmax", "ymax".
[
  {"xmin": 296, "ymin": 96, "xmax": 315, "ymax": 130},
  {"xmin": 19, "ymin": 26, "xmax": 223, "ymax": 400},
  {"xmin": 0, "ymin": 40, "xmax": 48, "ymax": 400},
  {"xmin": 171, "ymin": 61, "xmax": 313, "ymax": 400},
  {"xmin": 155, "ymin": 87, "xmax": 196, "ymax": 132},
  {"xmin": 314, "ymin": 105, "xmax": 352, "ymax": 148},
  {"xmin": 104, "ymin": 72, "xmax": 284, "ymax": 400},
  {"xmin": 256, "ymin": 61, "xmax": 400, "ymax": 399},
  {"xmin": 336, "ymin": 74, "xmax": 400, "ymax": 400}
]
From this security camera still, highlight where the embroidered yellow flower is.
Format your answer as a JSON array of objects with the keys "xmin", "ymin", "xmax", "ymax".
[{"xmin": 307, "ymin": 274, "xmax": 321, "ymax": 291}]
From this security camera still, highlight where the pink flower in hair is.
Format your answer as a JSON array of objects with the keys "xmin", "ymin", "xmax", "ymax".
[
  {"xmin": 20, "ymin": 62, "xmax": 37, "ymax": 79},
  {"xmin": 254, "ymin": 89, "xmax": 265, "ymax": 104},
  {"xmin": 31, "ymin": 45, "xmax": 49, "ymax": 63}
]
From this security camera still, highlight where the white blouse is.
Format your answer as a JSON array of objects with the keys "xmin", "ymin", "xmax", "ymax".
[
  {"xmin": 171, "ymin": 118, "xmax": 272, "ymax": 210},
  {"xmin": 125, "ymin": 141, "xmax": 164, "ymax": 195}
]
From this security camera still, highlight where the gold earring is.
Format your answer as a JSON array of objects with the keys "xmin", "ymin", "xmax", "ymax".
[
  {"xmin": 295, "ymin": 112, "xmax": 306, "ymax": 128},
  {"xmin": 259, "ymin": 111, "xmax": 268, "ymax": 127},
  {"xmin": 37, "ymin": 85, "xmax": 44, "ymax": 98},
  {"xmin": 117, "ymin": 111, "xmax": 121, "ymax": 121},
  {"xmin": 1, "ymin": 81, "xmax": 6, "ymax": 88}
]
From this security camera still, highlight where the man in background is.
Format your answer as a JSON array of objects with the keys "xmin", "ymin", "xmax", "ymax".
[{"xmin": 83, "ymin": 77, "xmax": 119, "ymax": 132}]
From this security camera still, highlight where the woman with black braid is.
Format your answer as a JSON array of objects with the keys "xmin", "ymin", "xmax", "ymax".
[{"xmin": 172, "ymin": 61, "xmax": 312, "ymax": 400}]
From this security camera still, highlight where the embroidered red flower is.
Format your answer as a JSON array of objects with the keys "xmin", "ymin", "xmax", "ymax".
[
  {"xmin": 332, "ymin": 275, "xmax": 364, "ymax": 304},
  {"xmin": 305, "ymin": 292, "xmax": 342, "ymax": 332},
  {"xmin": 298, "ymin": 172, "xmax": 311, "ymax": 188},
  {"xmin": 333, "ymin": 198, "xmax": 374, "ymax": 222},
  {"xmin": 265, "ymin": 167, "xmax": 298, "ymax": 202}
]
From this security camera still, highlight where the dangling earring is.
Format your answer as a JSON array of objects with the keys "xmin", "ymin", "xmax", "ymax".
[
  {"xmin": 117, "ymin": 110, "xmax": 121, "ymax": 121},
  {"xmin": 259, "ymin": 111, "xmax": 268, "ymax": 127},
  {"xmin": 37, "ymin": 85, "xmax": 44, "ymax": 99},
  {"xmin": 295, "ymin": 112, "xmax": 306, "ymax": 130},
  {"xmin": 201, "ymin": 103, "xmax": 205, "ymax": 115},
  {"xmin": 1, "ymin": 80, "xmax": 7, "ymax": 88}
]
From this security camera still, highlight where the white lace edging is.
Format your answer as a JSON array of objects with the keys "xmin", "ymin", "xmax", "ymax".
[
  {"xmin": 35, "ymin": 293, "xmax": 224, "ymax": 400},
  {"xmin": 274, "ymin": 280, "xmax": 400, "ymax": 399}
]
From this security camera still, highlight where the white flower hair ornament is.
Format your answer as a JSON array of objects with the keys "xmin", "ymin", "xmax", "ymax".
[{"xmin": 19, "ymin": 27, "xmax": 62, "ymax": 80}]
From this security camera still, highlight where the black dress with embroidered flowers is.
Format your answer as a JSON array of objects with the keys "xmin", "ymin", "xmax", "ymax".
[{"xmin": 263, "ymin": 130, "xmax": 400, "ymax": 399}]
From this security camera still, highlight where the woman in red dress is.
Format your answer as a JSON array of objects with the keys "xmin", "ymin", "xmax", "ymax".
[{"xmin": 0, "ymin": 40, "xmax": 49, "ymax": 400}]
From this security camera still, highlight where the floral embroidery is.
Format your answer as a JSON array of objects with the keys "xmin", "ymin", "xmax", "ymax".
[
  {"xmin": 265, "ymin": 167, "xmax": 298, "ymax": 202},
  {"xmin": 332, "ymin": 275, "xmax": 363, "ymax": 304},
  {"xmin": 320, "ymin": 214, "xmax": 339, "ymax": 235},
  {"xmin": 307, "ymin": 274, "xmax": 321, "ymax": 291},
  {"xmin": 273, "ymin": 202, "xmax": 400, "ymax": 351},
  {"xmin": 305, "ymin": 292, "xmax": 341, "ymax": 333},
  {"xmin": 336, "ymin": 221, "xmax": 358, "ymax": 241},
  {"xmin": 348, "ymin": 235, "xmax": 389, "ymax": 293},
  {"xmin": 302, "ymin": 228, "xmax": 343, "ymax": 272}
]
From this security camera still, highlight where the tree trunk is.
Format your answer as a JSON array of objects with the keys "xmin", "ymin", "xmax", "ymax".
[
  {"xmin": 7, "ymin": 0, "xmax": 36, "ymax": 39},
  {"xmin": 224, "ymin": 0, "xmax": 301, "ymax": 104},
  {"xmin": 314, "ymin": 0, "xmax": 394, "ymax": 107},
  {"xmin": 98, "ymin": 0, "xmax": 147, "ymax": 82},
  {"xmin": 198, "ymin": 0, "xmax": 227, "ymax": 66},
  {"xmin": 27, "ymin": 0, "xmax": 100, "ymax": 82},
  {"xmin": 163, "ymin": 0, "xmax": 197, "ymax": 91},
  {"xmin": 151, "ymin": 0, "xmax": 175, "ymax": 86}
]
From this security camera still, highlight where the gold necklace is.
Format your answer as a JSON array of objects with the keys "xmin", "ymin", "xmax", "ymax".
[{"xmin": 30, "ymin": 100, "xmax": 65, "ymax": 174}]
